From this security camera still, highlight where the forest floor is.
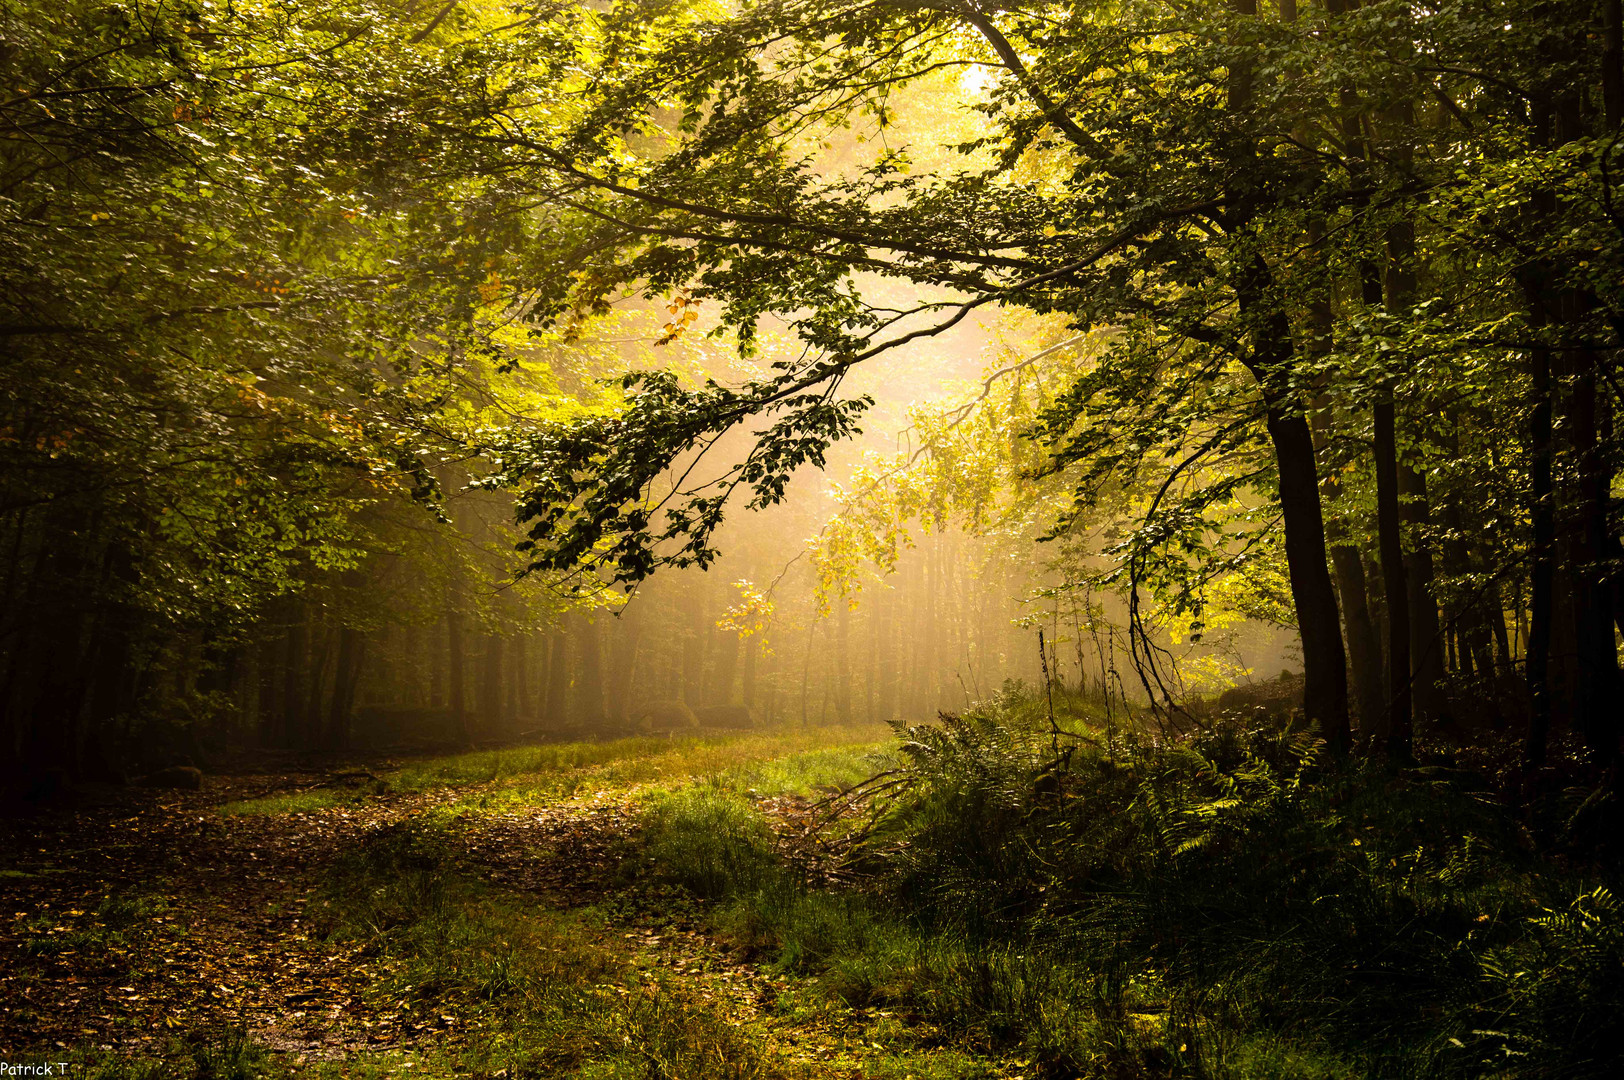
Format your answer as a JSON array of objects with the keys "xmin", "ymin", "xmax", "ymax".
[{"xmin": 0, "ymin": 726, "xmax": 1016, "ymax": 1080}]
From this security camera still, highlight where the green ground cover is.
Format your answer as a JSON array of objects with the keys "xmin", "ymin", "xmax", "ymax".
[{"xmin": 23, "ymin": 699, "xmax": 1624, "ymax": 1079}]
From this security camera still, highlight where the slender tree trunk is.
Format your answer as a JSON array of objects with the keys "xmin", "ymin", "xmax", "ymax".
[
  {"xmin": 544, "ymin": 629, "xmax": 569, "ymax": 729},
  {"xmin": 1305, "ymin": 253, "xmax": 1385, "ymax": 744},
  {"xmin": 1232, "ymin": 251, "xmax": 1349, "ymax": 743},
  {"xmin": 513, "ymin": 634, "xmax": 529, "ymax": 721},
  {"xmin": 1386, "ymin": 199, "xmax": 1445, "ymax": 730},
  {"xmin": 258, "ymin": 630, "xmax": 283, "ymax": 748},
  {"xmin": 867, "ymin": 586, "xmax": 882, "ymax": 720},
  {"xmin": 835, "ymin": 598, "xmax": 853, "ymax": 723},
  {"xmin": 607, "ymin": 610, "xmax": 643, "ymax": 725},
  {"xmin": 430, "ymin": 621, "xmax": 445, "ymax": 707},
  {"xmin": 282, "ymin": 603, "xmax": 308, "ymax": 750},
  {"xmin": 1374, "ymin": 387, "xmax": 1413, "ymax": 757},
  {"xmin": 1331, "ymin": 546, "xmax": 1385, "ymax": 742},
  {"xmin": 448, "ymin": 609, "xmax": 469, "ymax": 746},
  {"xmin": 682, "ymin": 583, "xmax": 708, "ymax": 706},
  {"xmin": 710, "ymin": 630, "xmax": 740, "ymax": 705},
  {"xmin": 574, "ymin": 612, "xmax": 606, "ymax": 727},
  {"xmin": 480, "ymin": 633, "xmax": 504, "ymax": 731},
  {"xmin": 1561, "ymin": 78, "xmax": 1620, "ymax": 761},
  {"xmin": 1399, "ymin": 465, "xmax": 1445, "ymax": 723},
  {"xmin": 1226, "ymin": 0, "xmax": 1347, "ymax": 745},
  {"xmin": 326, "ymin": 628, "xmax": 366, "ymax": 749},
  {"xmin": 1523, "ymin": 100, "xmax": 1558, "ymax": 770},
  {"xmin": 1264, "ymin": 404, "xmax": 1350, "ymax": 744},
  {"xmin": 741, "ymin": 633, "xmax": 759, "ymax": 712},
  {"xmin": 877, "ymin": 583, "xmax": 898, "ymax": 723},
  {"xmin": 304, "ymin": 627, "xmax": 334, "ymax": 749},
  {"xmin": 1526, "ymin": 344, "xmax": 1556, "ymax": 768}
]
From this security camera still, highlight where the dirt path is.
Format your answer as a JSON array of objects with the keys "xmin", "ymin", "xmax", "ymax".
[
  {"xmin": 0, "ymin": 764, "xmax": 909, "ymax": 1073},
  {"xmin": 2, "ymin": 770, "xmax": 434, "ymax": 1056}
]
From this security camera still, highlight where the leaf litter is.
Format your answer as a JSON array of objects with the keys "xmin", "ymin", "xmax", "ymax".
[{"xmin": 2, "ymin": 755, "xmax": 1014, "ymax": 1077}]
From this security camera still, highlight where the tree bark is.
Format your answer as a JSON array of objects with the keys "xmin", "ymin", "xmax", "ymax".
[
  {"xmin": 544, "ymin": 629, "xmax": 569, "ymax": 730},
  {"xmin": 1225, "ymin": 0, "xmax": 1348, "ymax": 746},
  {"xmin": 1399, "ymin": 464, "xmax": 1445, "ymax": 725},
  {"xmin": 282, "ymin": 603, "xmax": 308, "ymax": 750},
  {"xmin": 742, "ymin": 633, "xmax": 759, "ymax": 712},
  {"xmin": 448, "ymin": 609, "xmax": 469, "ymax": 746},
  {"xmin": 607, "ymin": 609, "xmax": 644, "ymax": 725},
  {"xmin": 835, "ymin": 598, "xmax": 853, "ymax": 724},
  {"xmin": 479, "ymin": 633, "xmax": 503, "ymax": 731},
  {"xmin": 574, "ymin": 612, "xmax": 606, "ymax": 727},
  {"xmin": 326, "ymin": 627, "xmax": 366, "ymax": 749},
  {"xmin": 1304, "ymin": 239, "xmax": 1385, "ymax": 744},
  {"xmin": 1522, "ymin": 99, "xmax": 1558, "ymax": 770},
  {"xmin": 1374, "ymin": 386, "xmax": 1413, "ymax": 757},
  {"xmin": 1232, "ymin": 252, "xmax": 1350, "ymax": 746}
]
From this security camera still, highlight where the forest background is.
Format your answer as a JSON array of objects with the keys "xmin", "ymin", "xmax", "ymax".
[{"xmin": 1, "ymin": 0, "xmax": 1617, "ymax": 784}]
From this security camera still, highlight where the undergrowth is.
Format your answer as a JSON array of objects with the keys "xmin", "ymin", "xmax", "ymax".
[
  {"xmin": 639, "ymin": 688, "xmax": 1624, "ymax": 1079},
  {"xmin": 309, "ymin": 820, "xmax": 782, "ymax": 1079}
]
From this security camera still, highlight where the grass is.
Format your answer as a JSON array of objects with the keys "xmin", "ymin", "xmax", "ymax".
[
  {"xmin": 18, "ymin": 889, "xmax": 170, "ymax": 957},
  {"xmin": 393, "ymin": 724, "xmax": 891, "ymax": 793},
  {"xmin": 718, "ymin": 742, "xmax": 897, "ymax": 797},
  {"xmin": 96, "ymin": 703, "xmax": 1624, "ymax": 1077},
  {"xmin": 308, "ymin": 820, "xmax": 784, "ymax": 1080},
  {"xmin": 217, "ymin": 788, "xmax": 364, "ymax": 816},
  {"xmin": 632, "ymin": 695, "xmax": 1624, "ymax": 1079},
  {"xmin": 183, "ymin": 724, "xmax": 1009, "ymax": 1079},
  {"xmin": 301, "ymin": 816, "xmax": 1005, "ymax": 1080},
  {"xmin": 217, "ymin": 724, "xmax": 895, "ymax": 818}
]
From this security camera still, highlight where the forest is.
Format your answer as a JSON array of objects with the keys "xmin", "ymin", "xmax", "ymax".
[{"xmin": 2, "ymin": 0, "xmax": 1623, "ymax": 1077}]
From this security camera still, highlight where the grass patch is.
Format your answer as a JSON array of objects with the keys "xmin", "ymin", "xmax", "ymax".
[
  {"xmin": 425, "ymin": 724, "xmax": 894, "ymax": 813},
  {"xmin": 212, "ymin": 725, "xmax": 892, "ymax": 817},
  {"xmin": 635, "ymin": 693, "xmax": 1624, "ymax": 1079},
  {"xmin": 308, "ymin": 820, "xmax": 784, "ymax": 1079},
  {"xmin": 18, "ymin": 889, "xmax": 169, "ymax": 957},
  {"xmin": 217, "ymin": 788, "xmax": 363, "ymax": 816},
  {"xmin": 15, "ymin": 1027, "xmax": 275, "ymax": 1080},
  {"xmin": 719, "ymin": 742, "xmax": 897, "ymax": 798},
  {"xmin": 390, "ymin": 725, "xmax": 886, "ymax": 793}
]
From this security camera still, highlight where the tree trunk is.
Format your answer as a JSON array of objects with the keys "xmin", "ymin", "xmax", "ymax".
[
  {"xmin": 607, "ymin": 610, "xmax": 644, "ymax": 725},
  {"xmin": 479, "ymin": 633, "xmax": 503, "ymax": 732},
  {"xmin": 258, "ymin": 630, "xmax": 283, "ymax": 748},
  {"xmin": 1264, "ymin": 404, "xmax": 1350, "ymax": 744},
  {"xmin": 574, "ymin": 612, "xmax": 606, "ymax": 727},
  {"xmin": 1522, "ymin": 99, "xmax": 1558, "ymax": 770},
  {"xmin": 877, "ymin": 583, "xmax": 898, "ymax": 723},
  {"xmin": 282, "ymin": 603, "xmax": 309, "ymax": 750},
  {"xmin": 1330, "ymin": 546, "xmax": 1385, "ymax": 743},
  {"xmin": 1225, "ymin": 0, "xmax": 1347, "ymax": 746},
  {"xmin": 326, "ymin": 627, "xmax": 366, "ymax": 750},
  {"xmin": 512, "ymin": 634, "xmax": 529, "ymax": 721},
  {"xmin": 1374, "ymin": 387, "xmax": 1413, "ymax": 757},
  {"xmin": 742, "ymin": 633, "xmax": 759, "ymax": 712},
  {"xmin": 835, "ymin": 598, "xmax": 853, "ymax": 724},
  {"xmin": 544, "ymin": 629, "xmax": 569, "ymax": 729},
  {"xmin": 1304, "ymin": 252, "xmax": 1385, "ymax": 744},
  {"xmin": 709, "ymin": 629, "xmax": 740, "ymax": 704},
  {"xmin": 1232, "ymin": 252, "xmax": 1349, "ymax": 745},
  {"xmin": 681, "ymin": 583, "xmax": 708, "ymax": 706},
  {"xmin": 1399, "ymin": 464, "xmax": 1445, "ymax": 725},
  {"xmin": 304, "ymin": 627, "xmax": 335, "ymax": 749},
  {"xmin": 448, "ymin": 609, "xmax": 470, "ymax": 746},
  {"xmin": 1385, "ymin": 198, "xmax": 1444, "ymax": 732}
]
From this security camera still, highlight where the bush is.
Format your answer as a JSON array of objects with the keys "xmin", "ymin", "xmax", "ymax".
[{"xmin": 639, "ymin": 689, "xmax": 1624, "ymax": 1078}]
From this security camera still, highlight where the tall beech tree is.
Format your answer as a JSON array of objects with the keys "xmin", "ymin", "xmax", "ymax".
[{"xmin": 466, "ymin": 0, "xmax": 1621, "ymax": 763}]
